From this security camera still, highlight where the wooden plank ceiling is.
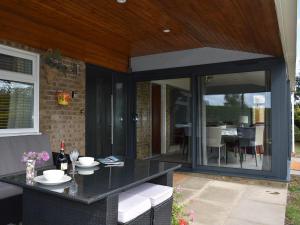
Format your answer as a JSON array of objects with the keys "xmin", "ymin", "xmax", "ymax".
[{"xmin": 0, "ymin": 0, "xmax": 282, "ymax": 72}]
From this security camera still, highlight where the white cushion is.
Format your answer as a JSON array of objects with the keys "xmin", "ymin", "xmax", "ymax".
[
  {"xmin": 125, "ymin": 183, "xmax": 173, "ymax": 206},
  {"xmin": 118, "ymin": 192, "xmax": 151, "ymax": 223}
]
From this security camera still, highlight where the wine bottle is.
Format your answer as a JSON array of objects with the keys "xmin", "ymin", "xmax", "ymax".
[{"xmin": 56, "ymin": 140, "xmax": 68, "ymax": 171}]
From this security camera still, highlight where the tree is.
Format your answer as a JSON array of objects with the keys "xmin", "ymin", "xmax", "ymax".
[
  {"xmin": 294, "ymin": 76, "xmax": 300, "ymax": 105},
  {"xmin": 224, "ymin": 94, "xmax": 241, "ymax": 107}
]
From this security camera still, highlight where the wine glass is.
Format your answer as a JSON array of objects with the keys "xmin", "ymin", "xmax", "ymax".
[
  {"xmin": 69, "ymin": 178, "xmax": 78, "ymax": 196},
  {"xmin": 69, "ymin": 149, "xmax": 79, "ymax": 175}
]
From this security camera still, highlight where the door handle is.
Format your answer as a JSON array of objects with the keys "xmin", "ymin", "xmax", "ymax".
[
  {"xmin": 111, "ymin": 94, "xmax": 114, "ymax": 145},
  {"xmin": 132, "ymin": 113, "xmax": 138, "ymax": 122}
]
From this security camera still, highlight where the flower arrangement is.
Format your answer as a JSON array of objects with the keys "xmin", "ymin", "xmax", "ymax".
[
  {"xmin": 21, "ymin": 151, "xmax": 50, "ymax": 163},
  {"xmin": 22, "ymin": 151, "xmax": 50, "ymax": 184},
  {"xmin": 43, "ymin": 49, "xmax": 67, "ymax": 74},
  {"xmin": 172, "ymin": 186, "xmax": 195, "ymax": 225}
]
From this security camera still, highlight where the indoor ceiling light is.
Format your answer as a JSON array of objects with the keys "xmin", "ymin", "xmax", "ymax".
[
  {"xmin": 163, "ymin": 28, "xmax": 171, "ymax": 33},
  {"xmin": 116, "ymin": 0, "xmax": 127, "ymax": 3}
]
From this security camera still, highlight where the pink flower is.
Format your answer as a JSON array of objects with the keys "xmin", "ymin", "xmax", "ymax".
[
  {"xmin": 175, "ymin": 186, "xmax": 183, "ymax": 194},
  {"xmin": 21, "ymin": 151, "xmax": 50, "ymax": 163},
  {"xmin": 39, "ymin": 151, "xmax": 50, "ymax": 161},
  {"xmin": 188, "ymin": 210, "xmax": 195, "ymax": 222},
  {"xmin": 21, "ymin": 155, "xmax": 28, "ymax": 163}
]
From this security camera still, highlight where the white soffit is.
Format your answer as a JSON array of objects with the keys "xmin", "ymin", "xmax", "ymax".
[{"xmin": 275, "ymin": 0, "xmax": 297, "ymax": 90}]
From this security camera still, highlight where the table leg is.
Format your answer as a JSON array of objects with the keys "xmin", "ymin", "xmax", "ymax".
[
  {"xmin": 22, "ymin": 188, "xmax": 118, "ymax": 225},
  {"xmin": 149, "ymin": 171, "xmax": 173, "ymax": 187}
]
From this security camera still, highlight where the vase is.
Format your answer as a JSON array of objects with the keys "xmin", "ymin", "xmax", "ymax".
[{"xmin": 26, "ymin": 159, "xmax": 36, "ymax": 184}]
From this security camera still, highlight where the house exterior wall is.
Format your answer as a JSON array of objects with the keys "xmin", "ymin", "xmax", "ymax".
[
  {"xmin": 0, "ymin": 41, "xmax": 86, "ymax": 155},
  {"xmin": 132, "ymin": 57, "xmax": 291, "ymax": 181},
  {"xmin": 136, "ymin": 81, "xmax": 152, "ymax": 159}
]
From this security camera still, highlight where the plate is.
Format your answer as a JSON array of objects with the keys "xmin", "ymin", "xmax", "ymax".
[
  {"xmin": 34, "ymin": 175, "xmax": 72, "ymax": 186},
  {"xmin": 75, "ymin": 161, "xmax": 100, "ymax": 168},
  {"xmin": 77, "ymin": 166, "xmax": 100, "ymax": 175}
]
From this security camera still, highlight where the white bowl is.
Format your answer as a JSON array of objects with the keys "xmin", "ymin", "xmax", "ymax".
[
  {"xmin": 79, "ymin": 157, "xmax": 94, "ymax": 166},
  {"xmin": 43, "ymin": 170, "xmax": 64, "ymax": 182}
]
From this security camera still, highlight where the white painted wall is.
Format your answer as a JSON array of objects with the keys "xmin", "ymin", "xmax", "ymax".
[
  {"xmin": 152, "ymin": 78, "xmax": 191, "ymax": 91},
  {"xmin": 292, "ymin": 93, "xmax": 295, "ymax": 153},
  {"xmin": 131, "ymin": 47, "xmax": 270, "ymax": 72},
  {"xmin": 275, "ymin": 0, "xmax": 297, "ymax": 89}
]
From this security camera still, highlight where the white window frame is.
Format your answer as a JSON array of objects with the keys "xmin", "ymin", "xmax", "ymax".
[{"xmin": 0, "ymin": 44, "xmax": 40, "ymax": 136}]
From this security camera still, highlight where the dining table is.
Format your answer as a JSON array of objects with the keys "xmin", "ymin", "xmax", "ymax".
[
  {"xmin": 221, "ymin": 127, "xmax": 238, "ymax": 136},
  {"xmin": 0, "ymin": 159, "xmax": 181, "ymax": 225}
]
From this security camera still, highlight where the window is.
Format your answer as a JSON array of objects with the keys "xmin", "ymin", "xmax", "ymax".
[
  {"xmin": 198, "ymin": 71, "xmax": 271, "ymax": 171},
  {"xmin": 0, "ymin": 44, "xmax": 39, "ymax": 136}
]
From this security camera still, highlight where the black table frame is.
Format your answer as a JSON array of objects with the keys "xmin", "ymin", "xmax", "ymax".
[{"xmin": 22, "ymin": 171, "xmax": 174, "ymax": 225}]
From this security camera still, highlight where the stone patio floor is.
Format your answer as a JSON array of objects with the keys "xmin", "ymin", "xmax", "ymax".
[{"xmin": 173, "ymin": 172, "xmax": 288, "ymax": 225}]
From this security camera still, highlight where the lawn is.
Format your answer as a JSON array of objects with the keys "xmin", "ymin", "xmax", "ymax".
[{"xmin": 286, "ymin": 175, "xmax": 300, "ymax": 225}]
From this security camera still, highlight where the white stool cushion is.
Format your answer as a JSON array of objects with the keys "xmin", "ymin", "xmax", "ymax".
[
  {"xmin": 118, "ymin": 192, "xmax": 151, "ymax": 223},
  {"xmin": 125, "ymin": 183, "xmax": 173, "ymax": 206}
]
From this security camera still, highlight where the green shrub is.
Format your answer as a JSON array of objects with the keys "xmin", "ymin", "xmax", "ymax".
[{"xmin": 295, "ymin": 126, "xmax": 300, "ymax": 142}]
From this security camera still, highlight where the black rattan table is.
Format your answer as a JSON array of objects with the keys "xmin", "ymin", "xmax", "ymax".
[{"xmin": 0, "ymin": 159, "xmax": 180, "ymax": 225}]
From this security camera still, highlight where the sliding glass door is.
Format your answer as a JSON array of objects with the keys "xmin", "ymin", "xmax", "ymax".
[
  {"xmin": 197, "ymin": 71, "xmax": 272, "ymax": 171},
  {"xmin": 135, "ymin": 78, "xmax": 192, "ymax": 165}
]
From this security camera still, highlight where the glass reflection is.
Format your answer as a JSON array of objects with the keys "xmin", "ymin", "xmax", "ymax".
[
  {"xmin": 198, "ymin": 71, "xmax": 271, "ymax": 170},
  {"xmin": 136, "ymin": 78, "xmax": 192, "ymax": 165}
]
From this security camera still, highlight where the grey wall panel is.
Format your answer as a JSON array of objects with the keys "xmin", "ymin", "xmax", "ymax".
[{"xmin": 131, "ymin": 47, "xmax": 270, "ymax": 72}]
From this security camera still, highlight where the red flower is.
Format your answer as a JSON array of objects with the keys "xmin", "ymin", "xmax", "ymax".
[{"xmin": 179, "ymin": 218, "xmax": 188, "ymax": 225}]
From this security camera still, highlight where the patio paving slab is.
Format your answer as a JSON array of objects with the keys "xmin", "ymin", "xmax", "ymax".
[
  {"xmin": 173, "ymin": 172, "xmax": 287, "ymax": 225},
  {"xmin": 229, "ymin": 199, "xmax": 286, "ymax": 225},
  {"xmin": 196, "ymin": 184, "xmax": 241, "ymax": 205},
  {"xmin": 224, "ymin": 218, "xmax": 268, "ymax": 225},
  {"xmin": 185, "ymin": 199, "xmax": 229, "ymax": 225}
]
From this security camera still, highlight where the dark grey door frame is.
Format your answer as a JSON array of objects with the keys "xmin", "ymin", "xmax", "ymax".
[
  {"xmin": 131, "ymin": 57, "xmax": 290, "ymax": 181},
  {"xmin": 86, "ymin": 64, "xmax": 129, "ymax": 157}
]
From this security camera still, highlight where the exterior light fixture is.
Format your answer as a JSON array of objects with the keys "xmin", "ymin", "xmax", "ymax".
[{"xmin": 116, "ymin": 0, "xmax": 127, "ymax": 3}]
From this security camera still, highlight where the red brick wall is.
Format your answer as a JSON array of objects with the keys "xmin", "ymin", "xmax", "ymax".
[{"xmin": 0, "ymin": 41, "xmax": 86, "ymax": 155}]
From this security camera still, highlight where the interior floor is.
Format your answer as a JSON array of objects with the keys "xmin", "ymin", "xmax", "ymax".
[
  {"xmin": 157, "ymin": 149, "xmax": 266, "ymax": 171},
  {"xmin": 207, "ymin": 152, "xmax": 264, "ymax": 170},
  {"xmin": 160, "ymin": 152, "xmax": 191, "ymax": 164}
]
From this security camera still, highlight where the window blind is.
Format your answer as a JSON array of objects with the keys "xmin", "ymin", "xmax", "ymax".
[{"xmin": 0, "ymin": 53, "xmax": 32, "ymax": 75}]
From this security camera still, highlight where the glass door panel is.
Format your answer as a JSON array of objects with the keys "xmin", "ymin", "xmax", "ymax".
[
  {"xmin": 198, "ymin": 71, "xmax": 272, "ymax": 170},
  {"xmin": 113, "ymin": 75, "xmax": 128, "ymax": 156},
  {"xmin": 135, "ymin": 78, "xmax": 192, "ymax": 165}
]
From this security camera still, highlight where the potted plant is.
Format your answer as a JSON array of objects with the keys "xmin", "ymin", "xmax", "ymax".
[
  {"xmin": 172, "ymin": 186, "xmax": 195, "ymax": 225},
  {"xmin": 43, "ymin": 49, "xmax": 67, "ymax": 83}
]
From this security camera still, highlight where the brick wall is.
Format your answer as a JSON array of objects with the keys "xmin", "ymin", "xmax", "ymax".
[
  {"xmin": 40, "ymin": 59, "xmax": 86, "ymax": 155},
  {"xmin": 136, "ymin": 81, "xmax": 152, "ymax": 159},
  {"xmin": 0, "ymin": 41, "xmax": 86, "ymax": 155}
]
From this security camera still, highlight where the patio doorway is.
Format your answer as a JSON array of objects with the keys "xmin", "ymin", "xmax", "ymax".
[
  {"xmin": 135, "ymin": 78, "xmax": 192, "ymax": 165},
  {"xmin": 197, "ymin": 71, "xmax": 272, "ymax": 171}
]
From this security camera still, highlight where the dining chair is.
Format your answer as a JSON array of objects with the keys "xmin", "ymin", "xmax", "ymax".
[
  {"xmin": 237, "ymin": 127, "xmax": 256, "ymax": 167},
  {"xmin": 255, "ymin": 125, "xmax": 265, "ymax": 159},
  {"xmin": 206, "ymin": 126, "xmax": 226, "ymax": 167}
]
